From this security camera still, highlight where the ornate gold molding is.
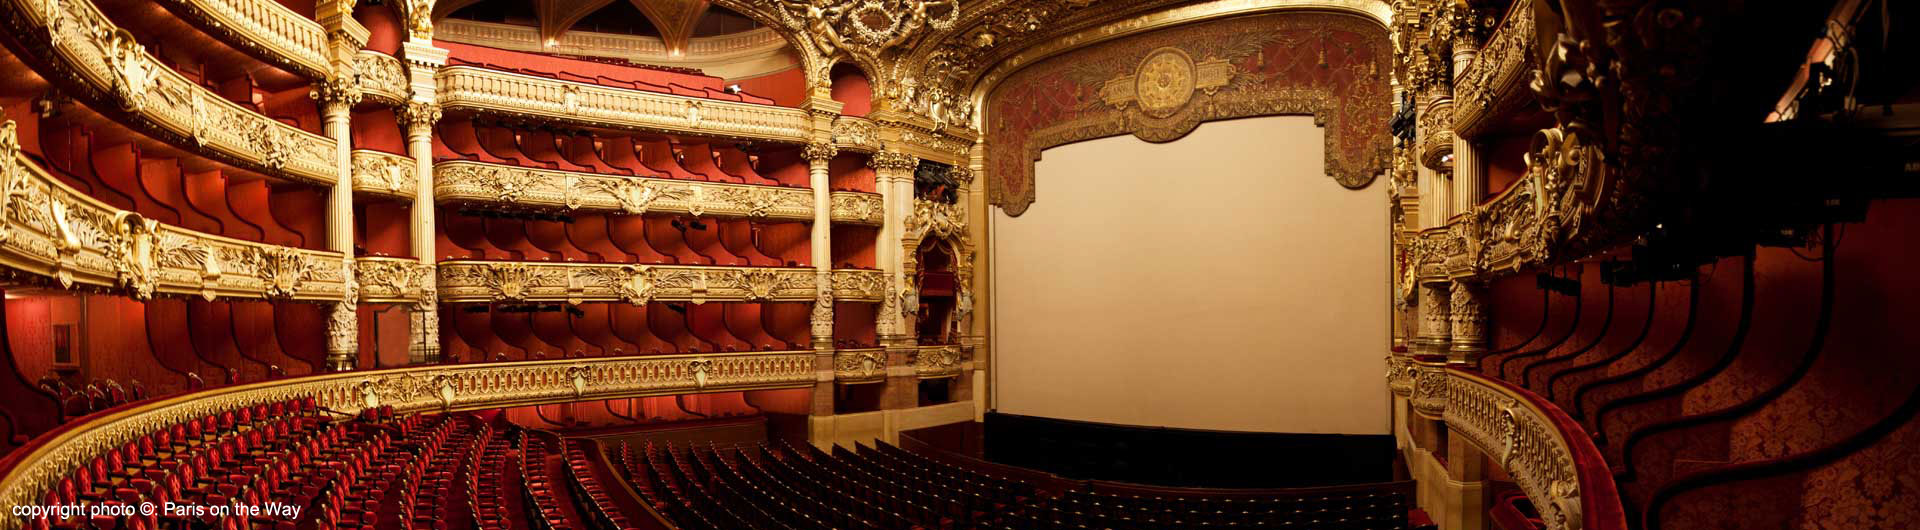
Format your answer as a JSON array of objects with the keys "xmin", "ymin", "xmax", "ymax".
[
  {"xmin": 1451, "ymin": 0, "xmax": 1535, "ymax": 137},
  {"xmin": 352, "ymin": 150, "xmax": 419, "ymax": 200},
  {"xmin": 829, "ymin": 269, "xmax": 887, "ymax": 302},
  {"xmin": 355, "ymin": 50, "xmax": 410, "ymax": 107},
  {"xmin": 0, "ymin": 350, "xmax": 813, "ymax": 529},
  {"xmin": 436, "ymin": 260, "xmax": 817, "ymax": 305},
  {"xmin": 0, "ymin": 0, "xmax": 341, "ymax": 186},
  {"xmin": 1426, "ymin": 125, "xmax": 1605, "ymax": 278},
  {"xmin": 833, "ymin": 348, "xmax": 887, "ymax": 382},
  {"xmin": 831, "ymin": 116, "xmax": 882, "ymax": 152},
  {"xmin": 912, "ymin": 344, "xmax": 970, "ymax": 378},
  {"xmin": 1409, "ymin": 358, "xmax": 1449, "ymax": 419},
  {"xmin": 829, "ymin": 192, "xmax": 884, "ymax": 226},
  {"xmin": 0, "ymin": 124, "xmax": 348, "ymax": 301},
  {"xmin": 354, "ymin": 256, "xmax": 433, "ymax": 304},
  {"xmin": 1419, "ymin": 98, "xmax": 1456, "ymax": 170},
  {"xmin": 436, "ymin": 67, "xmax": 811, "ymax": 143},
  {"xmin": 1446, "ymin": 369, "xmax": 1625, "ymax": 530},
  {"xmin": 150, "ymin": 0, "xmax": 331, "ymax": 78}
]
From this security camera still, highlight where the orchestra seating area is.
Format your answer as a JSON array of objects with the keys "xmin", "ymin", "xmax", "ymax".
[{"xmin": 613, "ymin": 436, "xmax": 1416, "ymax": 530}]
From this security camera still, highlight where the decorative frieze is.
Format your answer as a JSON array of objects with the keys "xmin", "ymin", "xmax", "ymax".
[
  {"xmin": 829, "ymin": 269, "xmax": 888, "ymax": 302},
  {"xmin": 831, "ymin": 116, "xmax": 881, "ymax": 151},
  {"xmin": 0, "ymin": 350, "xmax": 813, "ymax": 528},
  {"xmin": 912, "ymin": 344, "xmax": 970, "ymax": 379},
  {"xmin": 6, "ymin": 0, "xmax": 340, "ymax": 185},
  {"xmin": 354, "ymin": 257, "xmax": 433, "ymax": 304},
  {"xmin": 1409, "ymin": 359, "xmax": 1449, "ymax": 419},
  {"xmin": 436, "ymin": 261, "xmax": 817, "ymax": 305},
  {"xmin": 0, "ymin": 124, "xmax": 348, "ymax": 301},
  {"xmin": 436, "ymin": 67, "xmax": 811, "ymax": 143},
  {"xmin": 829, "ymin": 192, "xmax": 884, "ymax": 226},
  {"xmin": 354, "ymin": 50, "xmax": 410, "ymax": 106},
  {"xmin": 833, "ymin": 348, "xmax": 887, "ymax": 382},
  {"xmin": 351, "ymin": 150, "xmax": 418, "ymax": 200}
]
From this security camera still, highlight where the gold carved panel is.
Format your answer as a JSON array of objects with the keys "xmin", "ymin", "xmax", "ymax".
[
  {"xmin": 352, "ymin": 150, "xmax": 418, "ymax": 200},
  {"xmin": 436, "ymin": 67, "xmax": 811, "ymax": 143},
  {"xmin": 150, "ymin": 0, "xmax": 332, "ymax": 78},
  {"xmin": 436, "ymin": 261, "xmax": 817, "ymax": 305}
]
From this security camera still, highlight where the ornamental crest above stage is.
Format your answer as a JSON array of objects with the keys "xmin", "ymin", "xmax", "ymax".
[{"xmin": 985, "ymin": 12, "xmax": 1393, "ymax": 216}]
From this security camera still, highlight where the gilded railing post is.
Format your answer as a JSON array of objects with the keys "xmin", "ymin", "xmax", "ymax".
[{"xmin": 313, "ymin": 72, "xmax": 362, "ymax": 371}]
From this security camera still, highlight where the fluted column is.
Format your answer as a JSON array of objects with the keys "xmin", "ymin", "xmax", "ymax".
[
  {"xmin": 1416, "ymin": 283, "xmax": 1452, "ymax": 357},
  {"xmin": 1451, "ymin": 135, "xmax": 1482, "ymax": 217},
  {"xmin": 871, "ymin": 150, "xmax": 919, "ymax": 410},
  {"xmin": 314, "ymin": 79, "xmax": 360, "ymax": 371},
  {"xmin": 400, "ymin": 102, "xmax": 442, "ymax": 364},
  {"xmin": 804, "ymin": 143, "xmax": 839, "ymax": 351},
  {"xmin": 1448, "ymin": 280, "xmax": 1486, "ymax": 365}
]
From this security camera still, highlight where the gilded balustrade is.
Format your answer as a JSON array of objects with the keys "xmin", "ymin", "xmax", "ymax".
[
  {"xmin": 0, "ymin": 128, "xmax": 349, "ymax": 301},
  {"xmin": 435, "ymin": 67, "xmax": 812, "ymax": 143},
  {"xmin": 436, "ymin": 260, "xmax": 817, "ymax": 305},
  {"xmin": 434, "ymin": 160, "xmax": 882, "ymax": 226},
  {"xmin": 1445, "ymin": 369, "xmax": 1626, "ymax": 530},
  {"xmin": 150, "ymin": 0, "xmax": 332, "ymax": 78},
  {"xmin": 0, "ymin": 351, "xmax": 814, "ymax": 530},
  {"xmin": 0, "ymin": 0, "xmax": 341, "ymax": 185},
  {"xmin": 1451, "ymin": 0, "xmax": 1536, "ymax": 136}
]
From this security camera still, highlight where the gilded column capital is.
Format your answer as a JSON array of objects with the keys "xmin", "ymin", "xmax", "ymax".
[
  {"xmin": 869, "ymin": 150, "xmax": 919, "ymax": 172},
  {"xmin": 397, "ymin": 101, "xmax": 442, "ymax": 134},
  {"xmin": 309, "ymin": 76, "xmax": 364, "ymax": 112},
  {"xmin": 801, "ymin": 142, "xmax": 840, "ymax": 162}
]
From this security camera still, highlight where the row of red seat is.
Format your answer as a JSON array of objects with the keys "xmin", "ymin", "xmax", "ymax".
[
  {"xmin": 443, "ymin": 301, "xmax": 812, "ymax": 361},
  {"xmin": 36, "ymin": 377, "xmax": 149, "ymax": 424},
  {"xmin": 436, "ymin": 41, "xmax": 776, "ymax": 105},
  {"xmin": 28, "ymin": 119, "xmax": 328, "ymax": 249},
  {"xmin": 439, "ymin": 212, "xmax": 812, "ymax": 266},
  {"xmin": 435, "ymin": 117, "xmax": 810, "ymax": 187}
]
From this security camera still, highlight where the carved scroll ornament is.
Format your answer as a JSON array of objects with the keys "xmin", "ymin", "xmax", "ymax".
[{"xmin": 437, "ymin": 261, "xmax": 816, "ymax": 305}]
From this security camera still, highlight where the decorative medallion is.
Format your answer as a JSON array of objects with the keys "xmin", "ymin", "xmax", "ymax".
[{"xmin": 1134, "ymin": 48, "xmax": 1196, "ymax": 118}]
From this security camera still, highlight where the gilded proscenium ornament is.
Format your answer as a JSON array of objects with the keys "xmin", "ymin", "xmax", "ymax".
[
  {"xmin": 7, "ymin": 0, "xmax": 340, "ymax": 185},
  {"xmin": 352, "ymin": 150, "xmax": 418, "ymax": 199},
  {"xmin": 354, "ymin": 256, "xmax": 434, "ymax": 304},
  {"xmin": 436, "ymin": 67, "xmax": 810, "ymax": 143},
  {"xmin": 0, "ymin": 124, "xmax": 349, "ymax": 301},
  {"xmin": 0, "ymin": 351, "xmax": 814, "ymax": 530},
  {"xmin": 436, "ymin": 261, "xmax": 816, "ymax": 305}
]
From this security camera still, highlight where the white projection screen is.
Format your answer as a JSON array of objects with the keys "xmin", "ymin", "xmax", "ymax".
[{"xmin": 990, "ymin": 115, "xmax": 1389, "ymax": 435}]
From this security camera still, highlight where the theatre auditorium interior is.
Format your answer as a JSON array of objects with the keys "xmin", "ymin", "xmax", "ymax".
[{"xmin": 1, "ymin": 0, "xmax": 1918, "ymax": 528}]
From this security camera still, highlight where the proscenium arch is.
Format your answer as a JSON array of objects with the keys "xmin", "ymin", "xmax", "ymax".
[{"xmin": 962, "ymin": 1, "xmax": 1395, "ymax": 217}]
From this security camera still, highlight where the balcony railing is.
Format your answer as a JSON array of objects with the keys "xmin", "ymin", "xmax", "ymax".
[
  {"xmin": 4, "ymin": 0, "xmax": 341, "ymax": 185},
  {"xmin": 353, "ymin": 149, "xmax": 418, "ymax": 200},
  {"xmin": 434, "ymin": 160, "xmax": 884, "ymax": 226},
  {"xmin": 0, "ymin": 127, "xmax": 349, "ymax": 301},
  {"xmin": 436, "ymin": 66, "xmax": 812, "ymax": 143},
  {"xmin": 834, "ymin": 348, "xmax": 887, "ymax": 382},
  {"xmin": 1443, "ymin": 369, "xmax": 1627, "ymax": 530},
  {"xmin": 355, "ymin": 256, "xmax": 434, "ymax": 304},
  {"xmin": 152, "ymin": 0, "xmax": 331, "ymax": 78},
  {"xmin": 356, "ymin": 50, "xmax": 411, "ymax": 106},
  {"xmin": 436, "ymin": 260, "xmax": 817, "ymax": 304},
  {"xmin": 1453, "ymin": 0, "xmax": 1537, "ymax": 136},
  {"xmin": 830, "ymin": 269, "xmax": 888, "ymax": 302},
  {"xmin": 913, "ymin": 344, "xmax": 971, "ymax": 379}
]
